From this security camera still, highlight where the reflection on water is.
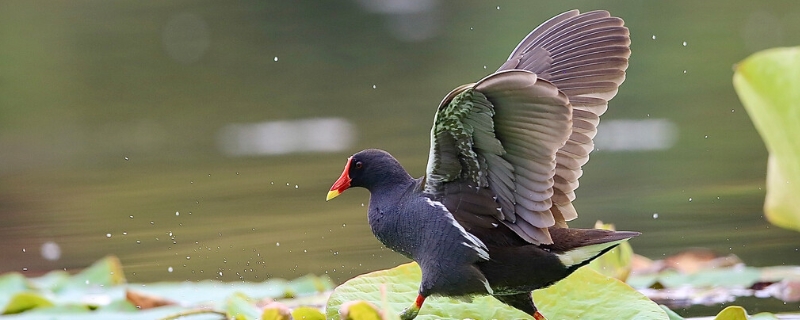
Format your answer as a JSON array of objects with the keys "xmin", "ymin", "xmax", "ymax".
[{"xmin": 2, "ymin": 1, "xmax": 800, "ymax": 317}]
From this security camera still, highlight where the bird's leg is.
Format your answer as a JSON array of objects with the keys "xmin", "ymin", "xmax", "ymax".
[
  {"xmin": 399, "ymin": 294, "xmax": 425, "ymax": 320},
  {"xmin": 493, "ymin": 293, "xmax": 547, "ymax": 320}
]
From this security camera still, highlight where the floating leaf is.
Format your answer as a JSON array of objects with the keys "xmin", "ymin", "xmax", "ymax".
[
  {"xmin": 339, "ymin": 301, "xmax": 383, "ymax": 320},
  {"xmin": 285, "ymin": 274, "xmax": 336, "ymax": 298},
  {"xmin": 733, "ymin": 46, "xmax": 800, "ymax": 232},
  {"xmin": 65, "ymin": 255, "xmax": 126, "ymax": 289},
  {"xmin": 0, "ymin": 273, "xmax": 30, "ymax": 312},
  {"xmin": 291, "ymin": 306, "xmax": 326, "ymax": 320},
  {"xmin": 2, "ymin": 292, "xmax": 54, "ymax": 314},
  {"xmin": 29, "ymin": 270, "xmax": 70, "ymax": 292},
  {"xmin": 659, "ymin": 305, "xmax": 684, "ymax": 320},
  {"xmin": 126, "ymin": 289, "xmax": 175, "ymax": 310},
  {"xmin": 713, "ymin": 306, "xmax": 747, "ymax": 320},
  {"xmin": 225, "ymin": 292, "xmax": 261, "ymax": 320},
  {"xmin": 262, "ymin": 301, "xmax": 292, "ymax": 320},
  {"xmin": 327, "ymin": 262, "xmax": 667, "ymax": 320},
  {"xmin": 589, "ymin": 221, "xmax": 635, "ymax": 281}
]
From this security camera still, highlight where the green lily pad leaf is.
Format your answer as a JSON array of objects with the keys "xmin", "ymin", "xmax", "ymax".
[
  {"xmin": 657, "ymin": 267, "xmax": 762, "ymax": 288},
  {"xmin": 29, "ymin": 270, "xmax": 70, "ymax": 292},
  {"xmin": 327, "ymin": 262, "xmax": 668, "ymax": 320},
  {"xmin": 262, "ymin": 301, "xmax": 292, "ymax": 320},
  {"xmin": 532, "ymin": 266, "xmax": 667, "ymax": 319},
  {"xmin": 225, "ymin": 292, "xmax": 261, "ymax": 320},
  {"xmin": 659, "ymin": 305, "xmax": 684, "ymax": 320},
  {"xmin": 588, "ymin": 221, "xmax": 634, "ymax": 281},
  {"xmin": 750, "ymin": 312, "xmax": 779, "ymax": 320},
  {"xmin": 2, "ymin": 292, "xmax": 55, "ymax": 314},
  {"xmin": 285, "ymin": 274, "xmax": 336, "ymax": 298},
  {"xmin": 713, "ymin": 306, "xmax": 747, "ymax": 320},
  {"xmin": 291, "ymin": 306, "xmax": 326, "ymax": 320},
  {"xmin": 0, "ymin": 273, "xmax": 30, "ymax": 312},
  {"xmin": 733, "ymin": 46, "xmax": 800, "ymax": 232},
  {"xmin": 338, "ymin": 301, "xmax": 384, "ymax": 320},
  {"xmin": 65, "ymin": 255, "xmax": 126, "ymax": 290}
]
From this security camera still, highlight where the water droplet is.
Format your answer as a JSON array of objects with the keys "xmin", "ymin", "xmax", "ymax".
[
  {"xmin": 496, "ymin": 5, "xmax": 500, "ymax": 9},
  {"xmin": 106, "ymin": 233, "xmax": 112, "ymax": 238},
  {"xmin": 688, "ymin": 197, "xmax": 693, "ymax": 202},
  {"xmin": 652, "ymin": 35, "xmax": 656, "ymax": 40},
  {"xmin": 22, "ymin": 248, "xmax": 25, "ymax": 253},
  {"xmin": 683, "ymin": 70, "xmax": 687, "ymax": 74},
  {"xmin": 342, "ymin": 223, "xmax": 346, "ymax": 227},
  {"xmin": 168, "ymin": 267, "xmax": 173, "ymax": 272},
  {"xmin": 303, "ymin": 249, "xmax": 307, "ymax": 253},
  {"xmin": 653, "ymin": 213, "xmax": 659, "ymax": 219},
  {"xmin": 295, "ymin": 185, "xmax": 298, "ymax": 189},
  {"xmin": 136, "ymin": 240, "xmax": 141, "ymax": 244},
  {"xmin": 186, "ymin": 256, "xmax": 190, "ymax": 260},
  {"xmin": 682, "ymin": 41, "xmax": 687, "ymax": 46},
  {"xmin": 122, "ymin": 232, "xmax": 127, "ymax": 235},
  {"xmin": 276, "ymin": 242, "xmax": 280, "ymax": 247},
  {"xmin": 273, "ymin": 56, "xmax": 278, "ymax": 62},
  {"xmin": 704, "ymin": 135, "xmax": 708, "ymax": 139},
  {"xmin": 218, "ymin": 271, "xmax": 223, "ymax": 276},
  {"xmin": 175, "ymin": 211, "xmax": 180, "ymax": 216},
  {"xmin": 129, "ymin": 215, "xmax": 134, "ymax": 219},
  {"xmin": 124, "ymin": 156, "xmax": 129, "ymax": 161},
  {"xmin": 372, "ymin": 84, "xmax": 376, "ymax": 89},
  {"xmin": 470, "ymin": 27, "xmax": 474, "ymax": 30},
  {"xmin": 150, "ymin": 221, "xmax": 155, "ymax": 225},
  {"xmin": 731, "ymin": 109, "xmax": 735, "ymax": 113},
  {"xmin": 22, "ymin": 267, "xmax": 28, "ymax": 271}
]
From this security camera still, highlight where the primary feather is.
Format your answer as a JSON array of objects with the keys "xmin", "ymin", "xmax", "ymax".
[{"xmin": 424, "ymin": 10, "xmax": 630, "ymax": 245}]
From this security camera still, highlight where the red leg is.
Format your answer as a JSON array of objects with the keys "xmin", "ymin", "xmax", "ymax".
[
  {"xmin": 533, "ymin": 311, "xmax": 548, "ymax": 320},
  {"xmin": 399, "ymin": 294, "xmax": 426, "ymax": 320}
]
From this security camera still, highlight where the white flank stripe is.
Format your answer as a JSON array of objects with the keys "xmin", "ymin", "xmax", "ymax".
[
  {"xmin": 556, "ymin": 239, "xmax": 626, "ymax": 267},
  {"xmin": 425, "ymin": 198, "xmax": 490, "ymax": 261}
]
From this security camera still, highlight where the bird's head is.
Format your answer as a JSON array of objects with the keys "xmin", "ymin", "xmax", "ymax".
[{"xmin": 326, "ymin": 149, "xmax": 407, "ymax": 201}]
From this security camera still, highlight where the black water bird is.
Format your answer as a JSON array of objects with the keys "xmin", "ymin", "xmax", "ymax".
[{"xmin": 327, "ymin": 9, "xmax": 636, "ymax": 320}]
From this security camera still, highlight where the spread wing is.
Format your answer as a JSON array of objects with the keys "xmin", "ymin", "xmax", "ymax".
[
  {"xmin": 423, "ymin": 10, "xmax": 629, "ymax": 245},
  {"xmin": 425, "ymin": 70, "xmax": 571, "ymax": 244},
  {"xmin": 499, "ymin": 10, "xmax": 631, "ymax": 225}
]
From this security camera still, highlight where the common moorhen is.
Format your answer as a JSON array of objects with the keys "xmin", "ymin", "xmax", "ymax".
[{"xmin": 327, "ymin": 9, "xmax": 636, "ymax": 320}]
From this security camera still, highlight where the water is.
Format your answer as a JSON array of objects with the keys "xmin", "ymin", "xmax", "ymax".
[{"xmin": 2, "ymin": 0, "xmax": 800, "ymax": 316}]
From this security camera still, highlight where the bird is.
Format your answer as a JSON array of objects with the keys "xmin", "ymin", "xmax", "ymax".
[{"xmin": 326, "ymin": 9, "xmax": 635, "ymax": 320}]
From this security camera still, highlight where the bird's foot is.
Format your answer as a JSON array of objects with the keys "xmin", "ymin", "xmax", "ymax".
[
  {"xmin": 399, "ymin": 294, "xmax": 425, "ymax": 320},
  {"xmin": 533, "ymin": 311, "xmax": 548, "ymax": 320},
  {"xmin": 399, "ymin": 306, "xmax": 419, "ymax": 320}
]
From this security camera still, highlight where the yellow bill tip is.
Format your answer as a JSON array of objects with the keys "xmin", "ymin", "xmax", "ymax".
[{"xmin": 326, "ymin": 190, "xmax": 341, "ymax": 201}]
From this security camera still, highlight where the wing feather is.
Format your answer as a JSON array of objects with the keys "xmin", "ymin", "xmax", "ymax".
[
  {"xmin": 498, "ymin": 10, "xmax": 630, "ymax": 231},
  {"xmin": 424, "ymin": 9, "xmax": 629, "ymax": 245}
]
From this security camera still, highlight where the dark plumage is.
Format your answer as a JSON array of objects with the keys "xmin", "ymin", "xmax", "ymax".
[{"xmin": 327, "ymin": 10, "xmax": 635, "ymax": 320}]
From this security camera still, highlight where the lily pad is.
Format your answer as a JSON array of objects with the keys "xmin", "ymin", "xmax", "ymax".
[
  {"xmin": 326, "ymin": 262, "xmax": 668, "ymax": 320},
  {"xmin": 2, "ymin": 292, "xmax": 54, "ymax": 315},
  {"xmin": 733, "ymin": 46, "xmax": 800, "ymax": 232}
]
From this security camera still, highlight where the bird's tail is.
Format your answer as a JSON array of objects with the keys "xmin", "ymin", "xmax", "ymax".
[{"xmin": 545, "ymin": 228, "xmax": 639, "ymax": 271}]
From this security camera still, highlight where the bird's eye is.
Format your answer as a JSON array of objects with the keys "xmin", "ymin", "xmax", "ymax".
[{"xmin": 355, "ymin": 161, "xmax": 363, "ymax": 169}]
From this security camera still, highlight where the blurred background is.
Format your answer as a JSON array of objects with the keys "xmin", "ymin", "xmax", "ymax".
[{"xmin": 1, "ymin": 0, "xmax": 799, "ymax": 308}]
